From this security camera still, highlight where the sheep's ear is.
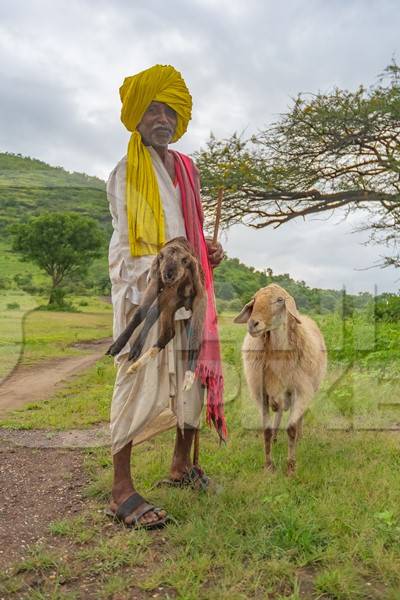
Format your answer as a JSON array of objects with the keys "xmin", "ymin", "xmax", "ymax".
[
  {"xmin": 285, "ymin": 296, "xmax": 301, "ymax": 323},
  {"xmin": 233, "ymin": 299, "xmax": 254, "ymax": 323}
]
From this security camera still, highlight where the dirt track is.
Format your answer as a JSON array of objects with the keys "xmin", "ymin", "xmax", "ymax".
[
  {"xmin": 0, "ymin": 339, "xmax": 113, "ymax": 573},
  {"xmin": 0, "ymin": 338, "xmax": 112, "ymax": 417}
]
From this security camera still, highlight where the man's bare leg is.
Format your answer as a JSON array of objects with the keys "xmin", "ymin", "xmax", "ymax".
[
  {"xmin": 170, "ymin": 426, "xmax": 196, "ymax": 480},
  {"xmin": 109, "ymin": 441, "xmax": 166, "ymax": 525}
]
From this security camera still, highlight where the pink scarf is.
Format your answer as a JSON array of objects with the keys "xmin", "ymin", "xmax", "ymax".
[{"xmin": 172, "ymin": 151, "xmax": 227, "ymax": 441}]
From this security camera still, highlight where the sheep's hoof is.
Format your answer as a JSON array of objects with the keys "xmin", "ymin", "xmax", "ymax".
[
  {"xmin": 182, "ymin": 370, "xmax": 195, "ymax": 391},
  {"xmin": 286, "ymin": 460, "xmax": 296, "ymax": 476},
  {"xmin": 265, "ymin": 461, "xmax": 276, "ymax": 473},
  {"xmin": 127, "ymin": 347, "xmax": 159, "ymax": 373}
]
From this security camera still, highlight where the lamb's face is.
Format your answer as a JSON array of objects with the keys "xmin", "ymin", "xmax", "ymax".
[
  {"xmin": 248, "ymin": 289, "xmax": 286, "ymax": 336},
  {"xmin": 159, "ymin": 245, "xmax": 189, "ymax": 287}
]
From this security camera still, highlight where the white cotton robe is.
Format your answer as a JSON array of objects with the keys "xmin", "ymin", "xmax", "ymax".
[{"xmin": 107, "ymin": 148, "xmax": 204, "ymax": 455}]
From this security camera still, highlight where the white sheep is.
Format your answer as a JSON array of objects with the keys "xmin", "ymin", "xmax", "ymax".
[{"xmin": 234, "ymin": 284, "xmax": 327, "ymax": 475}]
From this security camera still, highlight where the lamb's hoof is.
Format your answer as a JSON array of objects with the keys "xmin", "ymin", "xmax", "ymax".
[
  {"xmin": 182, "ymin": 370, "xmax": 195, "ymax": 391},
  {"xmin": 272, "ymin": 433, "xmax": 278, "ymax": 443},
  {"xmin": 128, "ymin": 347, "xmax": 142, "ymax": 363},
  {"xmin": 286, "ymin": 460, "xmax": 296, "ymax": 476},
  {"xmin": 106, "ymin": 343, "xmax": 119, "ymax": 356},
  {"xmin": 265, "ymin": 461, "xmax": 276, "ymax": 473},
  {"xmin": 127, "ymin": 347, "xmax": 158, "ymax": 373}
]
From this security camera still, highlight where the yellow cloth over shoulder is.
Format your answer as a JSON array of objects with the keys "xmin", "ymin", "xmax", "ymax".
[{"xmin": 119, "ymin": 64, "xmax": 192, "ymax": 256}]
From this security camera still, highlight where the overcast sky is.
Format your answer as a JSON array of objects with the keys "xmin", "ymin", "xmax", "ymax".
[{"xmin": 1, "ymin": 0, "xmax": 399, "ymax": 293}]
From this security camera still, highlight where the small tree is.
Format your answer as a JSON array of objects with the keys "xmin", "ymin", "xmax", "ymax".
[{"xmin": 12, "ymin": 212, "xmax": 104, "ymax": 305}]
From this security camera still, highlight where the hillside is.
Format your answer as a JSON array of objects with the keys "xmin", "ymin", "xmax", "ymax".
[
  {"xmin": 0, "ymin": 152, "xmax": 385, "ymax": 312},
  {"xmin": 0, "ymin": 152, "xmax": 110, "ymax": 234},
  {"xmin": 213, "ymin": 257, "xmax": 374, "ymax": 314}
]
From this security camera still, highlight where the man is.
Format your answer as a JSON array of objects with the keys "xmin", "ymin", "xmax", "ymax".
[{"xmin": 106, "ymin": 65, "xmax": 226, "ymax": 528}]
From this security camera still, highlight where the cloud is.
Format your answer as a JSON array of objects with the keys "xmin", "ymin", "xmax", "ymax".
[
  {"xmin": 1, "ymin": 0, "xmax": 400, "ymax": 290},
  {"xmin": 223, "ymin": 211, "xmax": 400, "ymax": 294}
]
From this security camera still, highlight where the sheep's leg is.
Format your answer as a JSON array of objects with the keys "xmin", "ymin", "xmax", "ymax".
[
  {"xmin": 262, "ymin": 390, "xmax": 276, "ymax": 472},
  {"xmin": 263, "ymin": 428, "xmax": 275, "ymax": 472},
  {"xmin": 286, "ymin": 422, "xmax": 298, "ymax": 476},
  {"xmin": 286, "ymin": 403, "xmax": 307, "ymax": 475},
  {"xmin": 297, "ymin": 415, "xmax": 304, "ymax": 441},
  {"xmin": 272, "ymin": 408, "xmax": 283, "ymax": 443}
]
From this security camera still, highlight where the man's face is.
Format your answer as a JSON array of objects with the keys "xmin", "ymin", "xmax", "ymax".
[{"xmin": 137, "ymin": 101, "xmax": 177, "ymax": 148}]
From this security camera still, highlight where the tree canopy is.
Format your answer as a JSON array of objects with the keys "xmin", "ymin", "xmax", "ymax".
[
  {"xmin": 195, "ymin": 61, "xmax": 400, "ymax": 266},
  {"xmin": 12, "ymin": 212, "xmax": 104, "ymax": 305}
]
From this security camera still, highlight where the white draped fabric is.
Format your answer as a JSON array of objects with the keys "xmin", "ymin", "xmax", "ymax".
[{"xmin": 107, "ymin": 148, "xmax": 204, "ymax": 455}]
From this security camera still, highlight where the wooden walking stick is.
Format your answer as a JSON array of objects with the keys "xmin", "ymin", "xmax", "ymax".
[{"xmin": 193, "ymin": 187, "xmax": 224, "ymax": 467}]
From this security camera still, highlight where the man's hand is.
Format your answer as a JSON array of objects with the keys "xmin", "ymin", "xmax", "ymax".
[{"xmin": 205, "ymin": 237, "xmax": 224, "ymax": 268}]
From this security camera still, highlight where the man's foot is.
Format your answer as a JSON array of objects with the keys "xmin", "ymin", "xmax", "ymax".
[
  {"xmin": 108, "ymin": 489, "xmax": 167, "ymax": 528},
  {"xmin": 156, "ymin": 465, "xmax": 211, "ymax": 492},
  {"xmin": 169, "ymin": 462, "xmax": 192, "ymax": 482}
]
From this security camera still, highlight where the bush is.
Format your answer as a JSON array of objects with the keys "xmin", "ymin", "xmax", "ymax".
[
  {"xmin": 375, "ymin": 294, "xmax": 400, "ymax": 321},
  {"xmin": 36, "ymin": 303, "xmax": 79, "ymax": 313},
  {"xmin": 6, "ymin": 302, "xmax": 20, "ymax": 310},
  {"xmin": 227, "ymin": 298, "xmax": 243, "ymax": 312},
  {"xmin": 0, "ymin": 276, "xmax": 11, "ymax": 290}
]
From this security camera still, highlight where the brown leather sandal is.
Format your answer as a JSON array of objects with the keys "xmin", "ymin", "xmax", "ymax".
[{"xmin": 105, "ymin": 492, "xmax": 169, "ymax": 530}]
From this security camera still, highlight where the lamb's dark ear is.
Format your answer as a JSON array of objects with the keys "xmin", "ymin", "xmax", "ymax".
[
  {"xmin": 188, "ymin": 255, "xmax": 205, "ymax": 293},
  {"xmin": 148, "ymin": 254, "xmax": 161, "ymax": 282},
  {"xmin": 233, "ymin": 298, "xmax": 255, "ymax": 323}
]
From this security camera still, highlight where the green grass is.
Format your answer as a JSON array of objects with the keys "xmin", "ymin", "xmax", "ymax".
[
  {"xmin": 2, "ymin": 310, "xmax": 400, "ymax": 598},
  {"xmin": 0, "ymin": 240, "xmax": 46, "ymax": 282},
  {"xmin": 0, "ymin": 290, "xmax": 38, "ymax": 379},
  {"xmin": 0, "ymin": 357, "xmax": 114, "ymax": 429},
  {"xmin": 21, "ymin": 302, "xmax": 112, "ymax": 364},
  {"xmin": 0, "ymin": 291, "xmax": 112, "ymax": 382}
]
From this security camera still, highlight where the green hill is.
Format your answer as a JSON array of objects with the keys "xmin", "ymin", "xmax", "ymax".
[
  {"xmin": 213, "ymin": 257, "xmax": 373, "ymax": 314},
  {"xmin": 0, "ymin": 152, "xmax": 110, "ymax": 234},
  {"xmin": 0, "ymin": 152, "xmax": 388, "ymax": 314},
  {"xmin": 0, "ymin": 152, "xmax": 110, "ymax": 296}
]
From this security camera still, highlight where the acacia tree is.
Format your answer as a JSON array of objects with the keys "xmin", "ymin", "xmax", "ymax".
[
  {"xmin": 12, "ymin": 212, "xmax": 104, "ymax": 305},
  {"xmin": 195, "ymin": 62, "xmax": 400, "ymax": 267}
]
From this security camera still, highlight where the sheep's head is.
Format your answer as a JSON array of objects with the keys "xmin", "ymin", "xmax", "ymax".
[
  {"xmin": 158, "ymin": 237, "xmax": 193, "ymax": 287},
  {"xmin": 233, "ymin": 284, "xmax": 301, "ymax": 337}
]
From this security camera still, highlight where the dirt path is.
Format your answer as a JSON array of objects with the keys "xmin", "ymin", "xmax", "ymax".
[
  {"xmin": 0, "ymin": 338, "xmax": 112, "ymax": 417},
  {"xmin": 0, "ymin": 425, "xmax": 110, "ymax": 449},
  {"xmin": 0, "ymin": 446, "xmax": 90, "ymax": 570},
  {"xmin": 0, "ymin": 339, "xmax": 113, "ymax": 573}
]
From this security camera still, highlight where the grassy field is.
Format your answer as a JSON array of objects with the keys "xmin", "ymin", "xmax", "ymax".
[
  {"xmin": 1, "ymin": 310, "xmax": 400, "ymax": 598},
  {"xmin": 0, "ymin": 291, "xmax": 112, "ymax": 381}
]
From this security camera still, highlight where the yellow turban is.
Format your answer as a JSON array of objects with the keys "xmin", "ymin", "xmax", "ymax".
[{"xmin": 119, "ymin": 64, "xmax": 192, "ymax": 256}]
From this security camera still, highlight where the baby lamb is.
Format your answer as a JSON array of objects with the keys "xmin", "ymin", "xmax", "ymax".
[
  {"xmin": 234, "ymin": 284, "xmax": 327, "ymax": 475},
  {"xmin": 106, "ymin": 237, "xmax": 206, "ymax": 390}
]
